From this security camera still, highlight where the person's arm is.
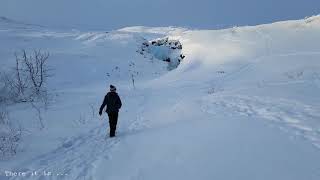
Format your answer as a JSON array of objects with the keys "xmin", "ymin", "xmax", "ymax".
[
  {"xmin": 117, "ymin": 95, "xmax": 122, "ymax": 109},
  {"xmin": 99, "ymin": 95, "xmax": 107, "ymax": 115}
]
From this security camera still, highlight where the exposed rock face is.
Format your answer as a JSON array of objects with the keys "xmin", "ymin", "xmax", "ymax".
[{"xmin": 137, "ymin": 37, "xmax": 185, "ymax": 70}]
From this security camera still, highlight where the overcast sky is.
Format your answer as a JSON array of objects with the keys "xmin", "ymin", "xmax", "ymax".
[{"xmin": 1, "ymin": 0, "xmax": 320, "ymax": 30}]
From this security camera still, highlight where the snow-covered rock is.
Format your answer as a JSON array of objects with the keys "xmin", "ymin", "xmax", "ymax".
[{"xmin": 137, "ymin": 37, "xmax": 185, "ymax": 70}]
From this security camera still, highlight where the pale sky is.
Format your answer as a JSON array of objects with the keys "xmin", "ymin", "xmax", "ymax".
[{"xmin": 1, "ymin": 0, "xmax": 319, "ymax": 30}]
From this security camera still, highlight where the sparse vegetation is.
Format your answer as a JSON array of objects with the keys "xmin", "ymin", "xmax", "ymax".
[
  {"xmin": 0, "ymin": 49, "xmax": 53, "ymax": 136},
  {"xmin": 0, "ymin": 107, "xmax": 21, "ymax": 157},
  {"xmin": 1, "ymin": 49, "xmax": 51, "ymax": 104}
]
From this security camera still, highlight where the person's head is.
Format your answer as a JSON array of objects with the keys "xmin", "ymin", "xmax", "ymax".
[{"xmin": 110, "ymin": 85, "xmax": 116, "ymax": 92}]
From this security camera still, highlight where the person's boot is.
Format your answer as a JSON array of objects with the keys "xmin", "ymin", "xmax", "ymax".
[{"xmin": 110, "ymin": 129, "xmax": 115, "ymax": 137}]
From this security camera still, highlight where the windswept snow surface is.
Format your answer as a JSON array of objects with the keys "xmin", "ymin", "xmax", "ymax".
[{"xmin": 1, "ymin": 16, "xmax": 320, "ymax": 180}]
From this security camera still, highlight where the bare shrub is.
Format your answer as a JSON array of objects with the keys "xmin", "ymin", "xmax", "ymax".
[
  {"xmin": 3, "ymin": 49, "xmax": 51, "ymax": 103},
  {"xmin": 73, "ymin": 113, "xmax": 87, "ymax": 126},
  {"xmin": 0, "ymin": 107, "xmax": 21, "ymax": 157},
  {"xmin": 0, "ymin": 72, "xmax": 9, "ymax": 103},
  {"xmin": 129, "ymin": 61, "xmax": 137, "ymax": 89},
  {"xmin": 1, "ymin": 50, "xmax": 52, "ymax": 129},
  {"xmin": 18, "ymin": 50, "xmax": 50, "ymax": 95},
  {"xmin": 73, "ymin": 103, "xmax": 99, "ymax": 127},
  {"xmin": 89, "ymin": 103, "xmax": 96, "ymax": 120}
]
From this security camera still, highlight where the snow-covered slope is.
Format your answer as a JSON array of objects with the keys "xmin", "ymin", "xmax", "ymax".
[
  {"xmin": 1, "ymin": 16, "xmax": 320, "ymax": 180},
  {"xmin": 1, "ymin": 0, "xmax": 320, "ymax": 30}
]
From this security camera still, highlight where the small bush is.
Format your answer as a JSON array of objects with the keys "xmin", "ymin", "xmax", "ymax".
[
  {"xmin": 0, "ymin": 108, "xmax": 21, "ymax": 157},
  {"xmin": 2, "ymin": 49, "xmax": 51, "ymax": 103},
  {"xmin": 0, "ymin": 49, "xmax": 52, "ymax": 130}
]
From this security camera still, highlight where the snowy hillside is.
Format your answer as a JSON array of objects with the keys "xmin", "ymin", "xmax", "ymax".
[
  {"xmin": 1, "ymin": 0, "xmax": 320, "ymax": 30},
  {"xmin": 0, "ymin": 15, "xmax": 320, "ymax": 180}
]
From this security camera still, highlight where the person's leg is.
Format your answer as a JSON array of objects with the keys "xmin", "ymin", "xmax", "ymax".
[
  {"xmin": 109, "ymin": 112, "xmax": 118, "ymax": 137},
  {"xmin": 112, "ymin": 112, "xmax": 118, "ymax": 135},
  {"xmin": 107, "ymin": 113, "xmax": 112, "ymax": 136}
]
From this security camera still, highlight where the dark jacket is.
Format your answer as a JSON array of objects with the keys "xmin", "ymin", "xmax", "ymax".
[{"xmin": 99, "ymin": 92, "xmax": 122, "ymax": 114}]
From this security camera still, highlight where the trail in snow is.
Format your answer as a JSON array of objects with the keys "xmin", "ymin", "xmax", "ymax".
[
  {"xmin": 91, "ymin": 87, "xmax": 320, "ymax": 180},
  {"xmin": 10, "ymin": 126, "xmax": 120, "ymax": 180},
  {"xmin": 203, "ymin": 94, "xmax": 320, "ymax": 148},
  {"xmin": 8, "ymin": 89, "xmax": 149, "ymax": 180}
]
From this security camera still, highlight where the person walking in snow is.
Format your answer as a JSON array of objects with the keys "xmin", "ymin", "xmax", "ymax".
[{"xmin": 99, "ymin": 85, "xmax": 122, "ymax": 137}]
